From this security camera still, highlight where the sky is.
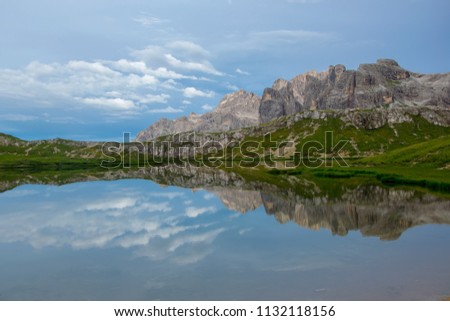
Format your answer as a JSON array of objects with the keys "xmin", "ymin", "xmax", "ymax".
[{"xmin": 0, "ymin": 0, "xmax": 449, "ymax": 141}]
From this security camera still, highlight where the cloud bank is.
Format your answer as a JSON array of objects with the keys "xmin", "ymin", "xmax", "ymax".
[{"xmin": 0, "ymin": 41, "xmax": 223, "ymax": 118}]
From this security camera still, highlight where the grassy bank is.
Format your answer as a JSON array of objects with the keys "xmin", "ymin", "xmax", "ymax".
[{"xmin": 261, "ymin": 165, "xmax": 450, "ymax": 194}]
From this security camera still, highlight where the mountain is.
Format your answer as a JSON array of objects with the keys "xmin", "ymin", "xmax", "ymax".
[
  {"xmin": 260, "ymin": 58, "xmax": 449, "ymax": 123},
  {"xmin": 136, "ymin": 59, "xmax": 450, "ymax": 141},
  {"xmin": 136, "ymin": 90, "xmax": 261, "ymax": 141}
]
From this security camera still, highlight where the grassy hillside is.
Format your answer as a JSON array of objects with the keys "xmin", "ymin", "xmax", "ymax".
[
  {"xmin": 228, "ymin": 113, "xmax": 450, "ymax": 193},
  {"xmin": 0, "ymin": 133, "xmax": 102, "ymax": 168},
  {"xmin": 357, "ymin": 136, "xmax": 450, "ymax": 167},
  {"xmin": 238, "ymin": 115, "xmax": 450, "ymax": 158}
]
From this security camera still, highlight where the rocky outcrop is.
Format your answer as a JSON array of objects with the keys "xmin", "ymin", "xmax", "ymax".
[
  {"xmin": 136, "ymin": 59, "xmax": 449, "ymax": 141},
  {"xmin": 210, "ymin": 188, "xmax": 262, "ymax": 213},
  {"xmin": 290, "ymin": 106, "xmax": 450, "ymax": 129},
  {"xmin": 260, "ymin": 59, "xmax": 450, "ymax": 123},
  {"xmin": 132, "ymin": 105, "xmax": 450, "ymax": 160},
  {"xmin": 136, "ymin": 90, "xmax": 261, "ymax": 141}
]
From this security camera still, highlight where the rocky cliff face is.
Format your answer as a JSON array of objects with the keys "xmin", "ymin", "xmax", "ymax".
[
  {"xmin": 136, "ymin": 59, "xmax": 450, "ymax": 141},
  {"xmin": 136, "ymin": 90, "xmax": 260, "ymax": 141},
  {"xmin": 260, "ymin": 59, "xmax": 450, "ymax": 123}
]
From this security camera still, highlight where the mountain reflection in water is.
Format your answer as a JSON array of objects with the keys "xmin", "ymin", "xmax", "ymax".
[
  {"xmin": 0, "ymin": 165, "xmax": 449, "ymax": 300},
  {"xmin": 1, "ymin": 165, "xmax": 450, "ymax": 241}
]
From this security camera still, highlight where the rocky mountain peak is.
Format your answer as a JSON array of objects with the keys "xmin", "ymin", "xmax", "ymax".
[
  {"xmin": 357, "ymin": 59, "xmax": 410, "ymax": 81},
  {"xmin": 259, "ymin": 58, "xmax": 448, "ymax": 123},
  {"xmin": 137, "ymin": 58, "xmax": 450, "ymax": 141},
  {"xmin": 272, "ymin": 79, "xmax": 289, "ymax": 91},
  {"xmin": 215, "ymin": 89, "xmax": 259, "ymax": 113},
  {"xmin": 376, "ymin": 58, "xmax": 400, "ymax": 67},
  {"xmin": 327, "ymin": 64, "xmax": 347, "ymax": 83},
  {"xmin": 136, "ymin": 89, "xmax": 261, "ymax": 142}
]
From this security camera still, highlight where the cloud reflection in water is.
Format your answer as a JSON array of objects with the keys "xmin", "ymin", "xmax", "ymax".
[{"xmin": 0, "ymin": 181, "xmax": 228, "ymax": 265}]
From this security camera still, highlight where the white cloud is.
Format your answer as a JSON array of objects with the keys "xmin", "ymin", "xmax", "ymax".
[
  {"xmin": 108, "ymin": 59, "xmax": 148, "ymax": 74},
  {"xmin": 201, "ymin": 104, "xmax": 214, "ymax": 111},
  {"xmin": 126, "ymin": 74, "xmax": 159, "ymax": 87},
  {"xmin": 166, "ymin": 41, "xmax": 211, "ymax": 58},
  {"xmin": 130, "ymin": 45, "xmax": 168, "ymax": 66},
  {"xmin": 133, "ymin": 15, "xmax": 167, "ymax": 27},
  {"xmin": 136, "ymin": 94, "xmax": 170, "ymax": 104},
  {"xmin": 80, "ymin": 97, "xmax": 135, "ymax": 110},
  {"xmin": 203, "ymin": 193, "xmax": 215, "ymax": 200},
  {"xmin": 236, "ymin": 68, "xmax": 250, "ymax": 75},
  {"xmin": 183, "ymin": 87, "xmax": 214, "ymax": 98},
  {"xmin": 131, "ymin": 42, "xmax": 223, "ymax": 76},
  {"xmin": 146, "ymin": 106, "xmax": 183, "ymax": 114},
  {"xmin": 226, "ymin": 84, "xmax": 239, "ymax": 91},
  {"xmin": 134, "ymin": 226, "xmax": 225, "ymax": 263},
  {"xmin": 239, "ymin": 228, "xmax": 253, "ymax": 235},
  {"xmin": 147, "ymin": 192, "xmax": 185, "ymax": 199},
  {"xmin": 161, "ymin": 79, "xmax": 178, "ymax": 90},
  {"xmin": 67, "ymin": 60, "xmax": 119, "ymax": 76},
  {"xmin": 0, "ymin": 59, "xmax": 164, "ymax": 113},
  {"xmin": 164, "ymin": 54, "xmax": 223, "ymax": 75},
  {"xmin": 185, "ymin": 206, "xmax": 216, "ymax": 218},
  {"xmin": 82, "ymin": 197, "xmax": 138, "ymax": 212},
  {"xmin": 168, "ymin": 228, "xmax": 225, "ymax": 251},
  {"xmin": 151, "ymin": 67, "xmax": 194, "ymax": 79},
  {"xmin": 0, "ymin": 41, "xmax": 223, "ymax": 118}
]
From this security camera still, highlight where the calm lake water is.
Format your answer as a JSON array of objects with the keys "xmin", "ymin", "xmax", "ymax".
[{"xmin": 0, "ymin": 168, "xmax": 450, "ymax": 300}]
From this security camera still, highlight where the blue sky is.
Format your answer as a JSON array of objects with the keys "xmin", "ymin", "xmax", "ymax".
[{"xmin": 0, "ymin": 0, "xmax": 449, "ymax": 141}]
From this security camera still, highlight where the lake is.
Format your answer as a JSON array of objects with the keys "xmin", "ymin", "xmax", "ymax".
[{"xmin": 0, "ymin": 166, "xmax": 449, "ymax": 300}]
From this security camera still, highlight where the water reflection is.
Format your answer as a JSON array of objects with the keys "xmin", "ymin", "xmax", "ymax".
[
  {"xmin": 0, "ymin": 182, "xmax": 230, "ymax": 266},
  {"xmin": 1, "ymin": 165, "xmax": 450, "ymax": 241},
  {"xmin": 212, "ymin": 185, "xmax": 450, "ymax": 240},
  {"xmin": 0, "ymin": 166, "xmax": 450, "ymax": 300}
]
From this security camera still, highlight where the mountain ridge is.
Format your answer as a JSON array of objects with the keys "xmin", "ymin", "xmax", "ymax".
[
  {"xmin": 136, "ymin": 90, "xmax": 261, "ymax": 141},
  {"xmin": 136, "ymin": 58, "xmax": 450, "ymax": 141}
]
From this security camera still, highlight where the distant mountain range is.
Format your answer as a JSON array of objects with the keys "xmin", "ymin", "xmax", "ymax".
[{"xmin": 136, "ymin": 58, "xmax": 450, "ymax": 141}]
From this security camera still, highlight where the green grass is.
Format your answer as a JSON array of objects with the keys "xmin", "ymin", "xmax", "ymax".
[
  {"xmin": 0, "ymin": 133, "xmax": 104, "ymax": 168},
  {"xmin": 265, "ymin": 116, "xmax": 450, "ymax": 157},
  {"xmin": 304, "ymin": 166, "xmax": 450, "ymax": 194},
  {"xmin": 229, "ymin": 113, "xmax": 450, "ymax": 194},
  {"xmin": 358, "ymin": 136, "xmax": 450, "ymax": 167},
  {"xmin": 386, "ymin": 79, "xmax": 401, "ymax": 87}
]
